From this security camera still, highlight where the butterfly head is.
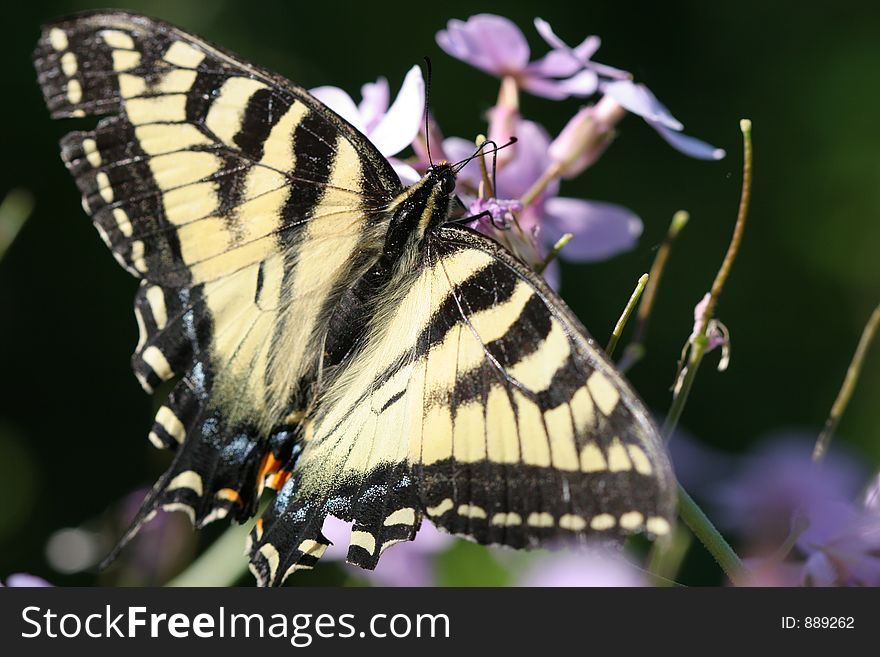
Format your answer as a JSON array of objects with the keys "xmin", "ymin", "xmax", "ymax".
[
  {"xmin": 426, "ymin": 161, "xmax": 457, "ymax": 196},
  {"xmin": 384, "ymin": 162, "xmax": 458, "ymax": 257}
]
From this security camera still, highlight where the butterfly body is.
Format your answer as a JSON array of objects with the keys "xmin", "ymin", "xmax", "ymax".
[{"xmin": 34, "ymin": 11, "xmax": 676, "ymax": 586}]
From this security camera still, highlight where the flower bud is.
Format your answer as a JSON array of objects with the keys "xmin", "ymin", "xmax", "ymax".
[{"xmin": 549, "ymin": 95, "xmax": 626, "ymax": 178}]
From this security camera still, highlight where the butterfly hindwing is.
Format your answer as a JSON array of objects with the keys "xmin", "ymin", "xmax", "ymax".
[
  {"xmin": 415, "ymin": 226, "xmax": 676, "ymax": 543},
  {"xmin": 248, "ymin": 224, "xmax": 676, "ymax": 585}
]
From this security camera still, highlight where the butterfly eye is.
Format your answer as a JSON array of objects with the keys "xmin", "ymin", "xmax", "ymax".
[{"xmin": 440, "ymin": 173, "xmax": 456, "ymax": 195}]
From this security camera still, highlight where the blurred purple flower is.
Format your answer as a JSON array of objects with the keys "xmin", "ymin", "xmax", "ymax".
[
  {"xmin": 712, "ymin": 435, "xmax": 866, "ymax": 548},
  {"xmin": 668, "ymin": 428, "xmax": 735, "ymax": 496},
  {"xmin": 797, "ymin": 500, "xmax": 880, "ymax": 586},
  {"xmin": 436, "ymin": 15, "xmax": 600, "ymax": 99},
  {"xmin": 321, "ymin": 516, "xmax": 453, "ymax": 587},
  {"xmin": 519, "ymin": 549, "xmax": 647, "ymax": 587},
  {"xmin": 1, "ymin": 573, "xmax": 52, "ymax": 587},
  {"xmin": 312, "ymin": 66, "xmax": 425, "ymax": 184}
]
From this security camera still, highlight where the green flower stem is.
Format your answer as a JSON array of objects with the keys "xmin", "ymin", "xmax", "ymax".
[
  {"xmin": 619, "ymin": 211, "xmax": 689, "ymax": 373},
  {"xmin": 520, "ymin": 162, "xmax": 563, "ymax": 209},
  {"xmin": 662, "ymin": 335, "xmax": 708, "ymax": 438},
  {"xmin": 535, "ymin": 233, "xmax": 571, "ymax": 275},
  {"xmin": 812, "ymin": 303, "xmax": 880, "ymax": 461},
  {"xmin": 474, "ymin": 133, "xmax": 496, "ymax": 199},
  {"xmin": 660, "ymin": 120, "xmax": 754, "ymax": 585},
  {"xmin": 647, "ymin": 524, "xmax": 692, "ymax": 587},
  {"xmin": 606, "ymin": 273, "xmax": 649, "ymax": 358},
  {"xmin": 166, "ymin": 517, "xmax": 255, "ymax": 587},
  {"xmin": 677, "ymin": 485, "xmax": 747, "ymax": 586}
]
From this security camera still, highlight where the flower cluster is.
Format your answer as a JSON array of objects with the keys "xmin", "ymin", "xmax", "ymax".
[{"xmin": 314, "ymin": 13, "xmax": 724, "ymax": 289}]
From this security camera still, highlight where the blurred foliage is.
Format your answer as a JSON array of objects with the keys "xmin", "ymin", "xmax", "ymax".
[{"xmin": 1, "ymin": 0, "xmax": 878, "ymax": 586}]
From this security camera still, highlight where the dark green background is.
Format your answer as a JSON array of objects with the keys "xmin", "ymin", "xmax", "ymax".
[{"xmin": 1, "ymin": 0, "xmax": 877, "ymax": 584}]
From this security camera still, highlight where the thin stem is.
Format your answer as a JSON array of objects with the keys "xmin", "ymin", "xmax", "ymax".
[
  {"xmin": 647, "ymin": 524, "xmax": 692, "ymax": 587},
  {"xmin": 474, "ymin": 134, "xmax": 495, "ymax": 199},
  {"xmin": 606, "ymin": 274, "xmax": 649, "ymax": 358},
  {"xmin": 535, "ymin": 233, "xmax": 571, "ymax": 275},
  {"xmin": 813, "ymin": 303, "xmax": 880, "ymax": 461},
  {"xmin": 677, "ymin": 485, "xmax": 747, "ymax": 586},
  {"xmin": 619, "ymin": 211, "xmax": 689, "ymax": 373},
  {"xmin": 166, "ymin": 514, "xmax": 259, "ymax": 587},
  {"xmin": 660, "ymin": 120, "xmax": 754, "ymax": 585},
  {"xmin": 694, "ymin": 120, "xmax": 753, "ymax": 337},
  {"xmin": 520, "ymin": 162, "xmax": 563, "ymax": 209},
  {"xmin": 662, "ymin": 336, "xmax": 708, "ymax": 438}
]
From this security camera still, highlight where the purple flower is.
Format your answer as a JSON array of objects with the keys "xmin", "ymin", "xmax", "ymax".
[
  {"xmin": 438, "ymin": 15, "xmax": 724, "ymax": 161},
  {"xmin": 311, "ymin": 66, "xmax": 425, "ymax": 184},
  {"xmin": 321, "ymin": 516, "xmax": 453, "ymax": 587},
  {"xmin": 518, "ymin": 549, "xmax": 647, "ymax": 587},
  {"xmin": 436, "ymin": 15, "xmax": 600, "ymax": 99},
  {"xmin": 1, "ymin": 573, "xmax": 52, "ymax": 587}
]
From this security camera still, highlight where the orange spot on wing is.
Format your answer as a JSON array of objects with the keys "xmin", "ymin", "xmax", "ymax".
[{"xmin": 216, "ymin": 488, "xmax": 241, "ymax": 504}]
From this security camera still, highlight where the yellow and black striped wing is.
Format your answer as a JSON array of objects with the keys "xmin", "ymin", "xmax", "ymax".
[
  {"xmin": 248, "ymin": 225, "xmax": 676, "ymax": 586},
  {"xmin": 33, "ymin": 12, "xmax": 402, "ymax": 539}
]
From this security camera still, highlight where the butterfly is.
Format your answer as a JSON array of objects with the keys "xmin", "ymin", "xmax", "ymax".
[{"xmin": 33, "ymin": 11, "xmax": 676, "ymax": 586}]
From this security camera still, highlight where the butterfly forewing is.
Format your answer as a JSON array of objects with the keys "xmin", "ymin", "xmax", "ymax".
[{"xmin": 34, "ymin": 11, "xmax": 402, "ymax": 540}]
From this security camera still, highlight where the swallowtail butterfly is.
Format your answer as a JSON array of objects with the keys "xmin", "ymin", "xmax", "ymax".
[{"xmin": 34, "ymin": 11, "xmax": 676, "ymax": 585}]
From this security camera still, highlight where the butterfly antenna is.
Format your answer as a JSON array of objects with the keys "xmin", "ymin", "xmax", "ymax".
[
  {"xmin": 452, "ymin": 137, "xmax": 518, "ymax": 174},
  {"xmin": 422, "ymin": 56, "xmax": 434, "ymax": 167}
]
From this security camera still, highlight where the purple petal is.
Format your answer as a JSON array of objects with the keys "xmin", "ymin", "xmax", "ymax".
[
  {"xmin": 863, "ymin": 472, "xmax": 880, "ymax": 512},
  {"xmin": 541, "ymin": 256, "xmax": 561, "ymax": 292},
  {"xmin": 436, "ymin": 15, "xmax": 530, "ymax": 76},
  {"xmin": 494, "ymin": 120, "xmax": 554, "ymax": 199},
  {"xmin": 519, "ymin": 550, "xmax": 646, "ymax": 587},
  {"xmin": 572, "ymin": 35, "xmax": 602, "ymax": 62},
  {"xmin": 368, "ymin": 66, "xmax": 425, "ymax": 158},
  {"xmin": 533, "ymin": 17, "xmax": 569, "ymax": 52},
  {"xmin": 309, "ymin": 86, "xmax": 364, "ymax": 132},
  {"xmin": 526, "ymin": 49, "xmax": 583, "ymax": 78},
  {"xmin": 521, "ymin": 69, "xmax": 598, "ymax": 99},
  {"xmin": 710, "ymin": 435, "xmax": 866, "ymax": 543},
  {"xmin": 3, "ymin": 574, "xmax": 53, "ymax": 587},
  {"xmin": 320, "ymin": 515, "xmax": 351, "ymax": 562},
  {"xmin": 532, "ymin": 20, "xmax": 628, "ymax": 81},
  {"xmin": 442, "ymin": 136, "xmax": 482, "ymax": 189},
  {"xmin": 650, "ymin": 121, "xmax": 726, "ymax": 160},
  {"xmin": 601, "ymin": 80, "xmax": 683, "ymax": 130},
  {"xmin": 358, "ymin": 77, "xmax": 390, "ymax": 133},
  {"xmin": 390, "ymin": 159, "xmax": 421, "ymax": 186},
  {"xmin": 542, "ymin": 197, "xmax": 642, "ymax": 262}
]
